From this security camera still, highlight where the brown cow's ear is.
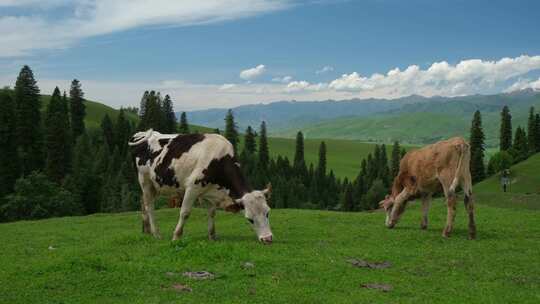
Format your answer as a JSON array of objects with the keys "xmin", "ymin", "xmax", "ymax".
[
  {"xmin": 263, "ymin": 183, "xmax": 272, "ymax": 199},
  {"xmin": 224, "ymin": 203, "xmax": 244, "ymax": 213}
]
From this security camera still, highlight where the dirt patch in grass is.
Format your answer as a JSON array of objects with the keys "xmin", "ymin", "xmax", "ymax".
[{"xmin": 347, "ymin": 258, "xmax": 392, "ymax": 269}]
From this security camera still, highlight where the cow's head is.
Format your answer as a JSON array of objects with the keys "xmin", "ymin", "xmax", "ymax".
[
  {"xmin": 378, "ymin": 195, "xmax": 395, "ymax": 227},
  {"xmin": 230, "ymin": 183, "xmax": 273, "ymax": 244}
]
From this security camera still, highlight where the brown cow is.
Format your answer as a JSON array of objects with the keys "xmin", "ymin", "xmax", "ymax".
[{"xmin": 379, "ymin": 137, "xmax": 476, "ymax": 239}]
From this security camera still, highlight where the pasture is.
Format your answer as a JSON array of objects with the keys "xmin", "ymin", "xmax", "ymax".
[{"xmin": 1, "ymin": 194, "xmax": 539, "ymax": 303}]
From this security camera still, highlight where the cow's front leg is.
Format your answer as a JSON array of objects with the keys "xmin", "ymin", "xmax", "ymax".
[
  {"xmin": 387, "ymin": 189, "xmax": 410, "ymax": 228},
  {"xmin": 143, "ymin": 189, "xmax": 161, "ymax": 239},
  {"xmin": 420, "ymin": 194, "xmax": 432, "ymax": 230},
  {"xmin": 207, "ymin": 205, "xmax": 217, "ymax": 241},
  {"xmin": 172, "ymin": 187, "xmax": 198, "ymax": 241}
]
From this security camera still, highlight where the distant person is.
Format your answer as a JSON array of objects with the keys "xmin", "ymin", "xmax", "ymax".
[{"xmin": 501, "ymin": 169, "xmax": 510, "ymax": 192}]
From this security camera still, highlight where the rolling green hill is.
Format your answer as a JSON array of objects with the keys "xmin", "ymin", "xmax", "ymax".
[
  {"xmin": 276, "ymin": 91, "xmax": 540, "ymax": 147},
  {"xmin": 263, "ymin": 137, "xmax": 412, "ymax": 179},
  {"xmin": 40, "ymin": 95, "xmax": 139, "ymax": 130},
  {"xmin": 473, "ymin": 153, "xmax": 540, "ymax": 210},
  {"xmin": 1, "ymin": 194, "xmax": 538, "ymax": 303}
]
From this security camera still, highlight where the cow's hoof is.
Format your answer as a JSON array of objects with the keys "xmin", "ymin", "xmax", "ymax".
[
  {"xmin": 468, "ymin": 233, "xmax": 476, "ymax": 240},
  {"xmin": 153, "ymin": 233, "xmax": 162, "ymax": 240},
  {"xmin": 420, "ymin": 224, "xmax": 428, "ymax": 230},
  {"xmin": 208, "ymin": 234, "xmax": 217, "ymax": 241}
]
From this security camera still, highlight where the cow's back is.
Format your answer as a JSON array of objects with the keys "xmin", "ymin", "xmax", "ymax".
[
  {"xmin": 131, "ymin": 132, "xmax": 235, "ymax": 192},
  {"xmin": 399, "ymin": 137, "xmax": 468, "ymax": 190}
]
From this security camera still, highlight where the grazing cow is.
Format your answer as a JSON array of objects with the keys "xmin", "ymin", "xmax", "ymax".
[
  {"xmin": 379, "ymin": 137, "xmax": 476, "ymax": 239},
  {"xmin": 129, "ymin": 129, "xmax": 273, "ymax": 244}
]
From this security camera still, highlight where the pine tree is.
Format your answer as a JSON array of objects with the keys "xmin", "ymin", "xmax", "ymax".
[
  {"xmin": 224, "ymin": 109, "xmax": 239, "ymax": 153},
  {"xmin": 69, "ymin": 79, "xmax": 86, "ymax": 140},
  {"xmin": 390, "ymin": 141, "xmax": 401, "ymax": 179},
  {"xmin": 115, "ymin": 109, "xmax": 131, "ymax": 155},
  {"xmin": 44, "ymin": 87, "xmax": 71, "ymax": 183},
  {"xmin": 101, "ymin": 114, "xmax": 114, "ymax": 149},
  {"xmin": 528, "ymin": 107, "xmax": 537, "ymax": 154},
  {"xmin": 161, "ymin": 94, "xmax": 176, "ymax": 133},
  {"xmin": 258, "ymin": 121, "xmax": 269, "ymax": 170},
  {"xmin": 536, "ymin": 114, "xmax": 540, "ymax": 153},
  {"xmin": 379, "ymin": 144, "xmax": 390, "ymax": 186},
  {"xmin": 138, "ymin": 91, "xmax": 162, "ymax": 131},
  {"xmin": 14, "ymin": 65, "xmax": 43, "ymax": 175},
  {"xmin": 138, "ymin": 91, "xmax": 149, "ymax": 122},
  {"xmin": 244, "ymin": 126, "xmax": 257, "ymax": 154},
  {"xmin": 0, "ymin": 90, "xmax": 20, "ymax": 196},
  {"xmin": 500, "ymin": 105, "xmax": 512, "ymax": 151},
  {"xmin": 316, "ymin": 141, "xmax": 327, "ymax": 208},
  {"xmin": 469, "ymin": 110, "xmax": 486, "ymax": 183},
  {"xmin": 179, "ymin": 112, "xmax": 189, "ymax": 133},
  {"xmin": 513, "ymin": 126, "xmax": 528, "ymax": 162},
  {"xmin": 293, "ymin": 131, "xmax": 307, "ymax": 174},
  {"xmin": 342, "ymin": 182, "xmax": 354, "ymax": 212}
]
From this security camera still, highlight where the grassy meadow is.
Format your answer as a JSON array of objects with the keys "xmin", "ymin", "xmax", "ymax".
[{"xmin": 1, "ymin": 155, "xmax": 539, "ymax": 303}]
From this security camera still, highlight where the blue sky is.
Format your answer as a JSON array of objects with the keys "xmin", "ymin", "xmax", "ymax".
[{"xmin": 1, "ymin": 0, "xmax": 540, "ymax": 110}]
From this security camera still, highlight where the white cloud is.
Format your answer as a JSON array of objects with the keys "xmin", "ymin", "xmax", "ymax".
[
  {"xmin": 219, "ymin": 83, "xmax": 237, "ymax": 90},
  {"xmin": 272, "ymin": 75, "xmax": 292, "ymax": 83},
  {"xmin": 0, "ymin": 0, "xmax": 292, "ymax": 57},
  {"xmin": 326, "ymin": 55, "xmax": 540, "ymax": 97},
  {"xmin": 239, "ymin": 64, "xmax": 266, "ymax": 80},
  {"xmin": 285, "ymin": 80, "xmax": 327, "ymax": 92},
  {"xmin": 315, "ymin": 65, "xmax": 334, "ymax": 74},
  {"xmin": 505, "ymin": 77, "xmax": 540, "ymax": 92}
]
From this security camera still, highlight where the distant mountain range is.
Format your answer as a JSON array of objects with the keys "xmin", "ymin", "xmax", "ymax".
[{"xmin": 183, "ymin": 89, "xmax": 540, "ymax": 147}]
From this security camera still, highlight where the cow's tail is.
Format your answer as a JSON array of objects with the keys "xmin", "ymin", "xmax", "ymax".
[
  {"xmin": 128, "ymin": 129, "xmax": 153, "ymax": 146},
  {"xmin": 449, "ymin": 141, "xmax": 470, "ymax": 194}
]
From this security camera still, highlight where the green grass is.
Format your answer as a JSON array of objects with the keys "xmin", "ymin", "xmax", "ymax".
[
  {"xmin": 473, "ymin": 153, "xmax": 540, "ymax": 210},
  {"xmin": 1, "ymin": 151, "xmax": 539, "ymax": 303},
  {"xmin": 1, "ymin": 200, "xmax": 539, "ymax": 303}
]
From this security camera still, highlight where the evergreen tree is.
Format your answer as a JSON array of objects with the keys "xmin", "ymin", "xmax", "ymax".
[
  {"xmin": 342, "ymin": 182, "xmax": 354, "ymax": 211},
  {"xmin": 14, "ymin": 65, "xmax": 43, "ymax": 175},
  {"xmin": 317, "ymin": 141, "xmax": 327, "ymax": 180},
  {"xmin": 138, "ymin": 91, "xmax": 149, "ymax": 121},
  {"xmin": 469, "ymin": 110, "xmax": 486, "ymax": 183},
  {"xmin": 115, "ymin": 109, "xmax": 131, "ymax": 155},
  {"xmin": 69, "ymin": 79, "xmax": 86, "ymax": 140},
  {"xmin": 536, "ymin": 114, "xmax": 540, "ymax": 153},
  {"xmin": 0, "ymin": 90, "xmax": 19, "ymax": 196},
  {"xmin": 244, "ymin": 126, "xmax": 257, "ymax": 154},
  {"xmin": 390, "ymin": 141, "xmax": 401, "ymax": 179},
  {"xmin": 101, "ymin": 114, "xmax": 114, "ymax": 149},
  {"xmin": 294, "ymin": 131, "xmax": 307, "ymax": 176},
  {"xmin": 161, "ymin": 94, "xmax": 177, "ymax": 133},
  {"xmin": 258, "ymin": 121, "xmax": 270, "ymax": 170},
  {"xmin": 224, "ymin": 109, "xmax": 239, "ymax": 153},
  {"xmin": 527, "ymin": 107, "xmax": 536, "ymax": 154},
  {"xmin": 179, "ymin": 112, "xmax": 189, "ymax": 133},
  {"xmin": 379, "ymin": 144, "xmax": 390, "ymax": 186},
  {"xmin": 500, "ymin": 105, "xmax": 512, "ymax": 151},
  {"xmin": 513, "ymin": 126, "xmax": 528, "ymax": 162},
  {"xmin": 44, "ymin": 87, "xmax": 71, "ymax": 183},
  {"xmin": 138, "ymin": 91, "xmax": 162, "ymax": 131}
]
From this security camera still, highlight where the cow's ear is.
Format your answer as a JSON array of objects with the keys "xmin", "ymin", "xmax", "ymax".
[
  {"xmin": 263, "ymin": 183, "xmax": 272, "ymax": 199},
  {"xmin": 224, "ymin": 203, "xmax": 244, "ymax": 213}
]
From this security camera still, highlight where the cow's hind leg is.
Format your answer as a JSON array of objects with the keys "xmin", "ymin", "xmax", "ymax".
[
  {"xmin": 441, "ymin": 186, "xmax": 457, "ymax": 238},
  {"xmin": 172, "ymin": 187, "xmax": 198, "ymax": 241},
  {"xmin": 207, "ymin": 205, "xmax": 217, "ymax": 241},
  {"xmin": 420, "ymin": 194, "xmax": 432, "ymax": 230},
  {"xmin": 462, "ymin": 173, "xmax": 476, "ymax": 239}
]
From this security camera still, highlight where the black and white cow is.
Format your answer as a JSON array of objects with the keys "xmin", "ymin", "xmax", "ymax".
[{"xmin": 128, "ymin": 129, "xmax": 273, "ymax": 244}]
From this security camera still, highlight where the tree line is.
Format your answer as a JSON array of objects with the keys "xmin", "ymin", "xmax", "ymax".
[
  {"xmin": 2, "ymin": 65, "xmax": 539, "ymax": 222},
  {"xmin": 469, "ymin": 105, "xmax": 540, "ymax": 184}
]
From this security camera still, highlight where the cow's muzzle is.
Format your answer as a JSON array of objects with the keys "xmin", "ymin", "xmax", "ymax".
[{"xmin": 259, "ymin": 235, "xmax": 273, "ymax": 245}]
